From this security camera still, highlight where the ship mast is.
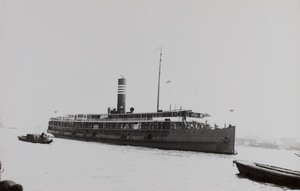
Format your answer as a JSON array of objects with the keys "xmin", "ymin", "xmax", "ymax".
[{"xmin": 157, "ymin": 48, "xmax": 162, "ymax": 112}]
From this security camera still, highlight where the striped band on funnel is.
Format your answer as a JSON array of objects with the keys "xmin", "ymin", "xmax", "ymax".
[{"xmin": 118, "ymin": 85, "xmax": 126, "ymax": 94}]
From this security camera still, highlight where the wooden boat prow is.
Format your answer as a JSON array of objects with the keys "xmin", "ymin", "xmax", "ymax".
[{"xmin": 233, "ymin": 160, "xmax": 300, "ymax": 188}]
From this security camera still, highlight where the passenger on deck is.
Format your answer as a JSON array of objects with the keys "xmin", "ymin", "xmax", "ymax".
[{"xmin": 41, "ymin": 132, "xmax": 47, "ymax": 139}]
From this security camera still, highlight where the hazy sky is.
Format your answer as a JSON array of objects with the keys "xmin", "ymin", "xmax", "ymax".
[{"xmin": 1, "ymin": 0, "xmax": 299, "ymax": 139}]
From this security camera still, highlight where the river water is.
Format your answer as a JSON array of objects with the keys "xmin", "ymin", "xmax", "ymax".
[{"xmin": 0, "ymin": 128, "xmax": 299, "ymax": 191}]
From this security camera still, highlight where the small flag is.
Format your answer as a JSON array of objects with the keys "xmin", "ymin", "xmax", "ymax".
[
  {"xmin": 229, "ymin": 109, "xmax": 234, "ymax": 112},
  {"xmin": 166, "ymin": 80, "xmax": 171, "ymax": 83}
]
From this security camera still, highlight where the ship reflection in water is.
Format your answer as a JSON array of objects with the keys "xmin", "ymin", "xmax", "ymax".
[{"xmin": 47, "ymin": 78, "xmax": 236, "ymax": 154}]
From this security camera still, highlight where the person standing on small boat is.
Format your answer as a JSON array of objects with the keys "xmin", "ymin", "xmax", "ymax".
[{"xmin": 40, "ymin": 132, "xmax": 48, "ymax": 141}]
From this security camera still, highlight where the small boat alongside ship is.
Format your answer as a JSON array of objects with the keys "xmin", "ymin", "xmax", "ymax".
[
  {"xmin": 18, "ymin": 133, "xmax": 53, "ymax": 144},
  {"xmin": 233, "ymin": 160, "xmax": 300, "ymax": 188}
]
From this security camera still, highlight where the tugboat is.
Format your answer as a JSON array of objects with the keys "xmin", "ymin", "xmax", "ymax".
[
  {"xmin": 47, "ymin": 52, "xmax": 236, "ymax": 154},
  {"xmin": 18, "ymin": 132, "xmax": 53, "ymax": 144}
]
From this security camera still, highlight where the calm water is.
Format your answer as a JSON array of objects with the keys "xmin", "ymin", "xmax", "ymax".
[{"xmin": 0, "ymin": 128, "xmax": 299, "ymax": 191}]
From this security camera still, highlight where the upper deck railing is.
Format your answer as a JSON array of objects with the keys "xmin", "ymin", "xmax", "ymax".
[
  {"xmin": 50, "ymin": 117, "xmax": 153, "ymax": 122},
  {"xmin": 49, "ymin": 110, "xmax": 210, "ymax": 122}
]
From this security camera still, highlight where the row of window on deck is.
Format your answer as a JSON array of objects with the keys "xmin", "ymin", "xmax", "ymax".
[{"xmin": 49, "ymin": 121, "xmax": 211, "ymax": 130}]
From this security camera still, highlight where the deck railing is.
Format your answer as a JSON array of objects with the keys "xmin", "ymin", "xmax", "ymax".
[{"xmin": 50, "ymin": 117, "xmax": 154, "ymax": 122}]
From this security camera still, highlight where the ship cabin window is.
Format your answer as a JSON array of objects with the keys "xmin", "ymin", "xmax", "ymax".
[
  {"xmin": 106, "ymin": 123, "xmax": 112, "ymax": 129},
  {"xmin": 73, "ymin": 122, "xmax": 79, "ymax": 128},
  {"xmin": 163, "ymin": 121, "xmax": 171, "ymax": 129},
  {"xmin": 132, "ymin": 123, "xmax": 140, "ymax": 129},
  {"xmin": 157, "ymin": 113, "xmax": 163, "ymax": 117},
  {"xmin": 164, "ymin": 112, "xmax": 172, "ymax": 117},
  {"xmin": 87, "ymin": 115, "xmax": 101, "ymax": 120},
  {"xmin": 99, "ymin": 115, "xmax": 105, "ymax": 119},
  {"xmin": 189, "ymin": 113, "xmax": 199, "ymax": 118},
  {"xmin": 178, "ymin": 111, "xmax": 188, "ymax": 117}
]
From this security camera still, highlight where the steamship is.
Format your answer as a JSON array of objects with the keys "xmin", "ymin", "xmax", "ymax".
[
  {"xmin": 47, "ymin": 78, "xmax": 235, "ymax": 154},
  {"xmin": 47, "ymin": 52, "xmax": 236, "ymax": 154}
]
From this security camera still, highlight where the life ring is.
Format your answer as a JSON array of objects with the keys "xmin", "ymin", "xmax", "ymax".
[{"xmin": 223, "ymin": 136, "xmax": 230, "ymax": 143}]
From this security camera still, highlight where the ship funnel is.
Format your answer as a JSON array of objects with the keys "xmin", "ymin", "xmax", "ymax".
[{"xmin": 117, "ymin": 78, "xmax": 126, "ymax": 113}]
